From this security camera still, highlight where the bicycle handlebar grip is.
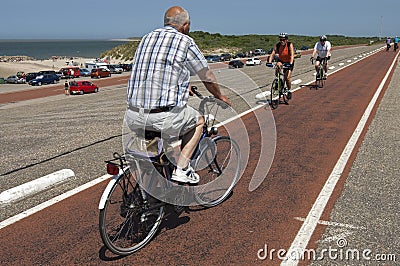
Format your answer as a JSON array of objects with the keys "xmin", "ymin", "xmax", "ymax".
[
  {"xmin": 266, "ymin": 63, "xmax": 274, "ymax": 68},
  {"xmin": 191, "ymin": 85, "xmax": 203, "ymax": 98}
]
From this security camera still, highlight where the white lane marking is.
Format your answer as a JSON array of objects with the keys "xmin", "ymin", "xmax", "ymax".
[
  {"xmin": 292, "ymin": 79, "xmax": 302, "ymax": 85},
  {"xmin": 281, "ymin": 49, "xmax": 399, "ymax": 266},
  {"xmin": 255, "ymin": 80, "xmax": 301, "ymax": 99},
  {"xmin": 339, "ymin": 63, "xmax": 345, "ymax": 66},
  {"xmin": 0, "ymin": 169, "xmax": 74, "ymax": 205},
  {"xmin": 0, "ymin": 174, "xmax": 111, "ymax": 230},
  {"xmin": 255, "ymin": 91, "xmax": 270, "ymax": 99}
]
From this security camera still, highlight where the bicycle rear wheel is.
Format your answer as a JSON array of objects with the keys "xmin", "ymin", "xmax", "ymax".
[
  {"xmin": 99, "ymin": 166, "xmax": 164, "ymax": 255},
  {"xmin": 270, "ymin": 79, "xmax": 280, "ymax": 109},
  {"xmin": 193, "ymin": 136, "xmax": 240, "ymax": 207}
]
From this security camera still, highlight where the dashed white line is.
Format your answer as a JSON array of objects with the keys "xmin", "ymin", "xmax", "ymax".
[
  {"xmin": 0, "ymin": 169, "xmax": 74, "ymax": 205},
  {"xmin": 294, "ymin": 217, "xmax": 366, "ymax": 230}
]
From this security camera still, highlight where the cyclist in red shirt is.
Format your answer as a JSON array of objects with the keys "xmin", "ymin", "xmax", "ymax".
[{"xmin": 267, "ymin": 33, "xmax": 295, "ymax": 91}]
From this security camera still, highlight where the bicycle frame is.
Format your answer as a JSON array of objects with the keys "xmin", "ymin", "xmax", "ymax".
[
  {"xmin": 266, "ymin": 63, "xmax": 291, "ymax": 109},
  {"xmin": 311, "ymin": 57, "xmax": 328, "ymax": 89}
]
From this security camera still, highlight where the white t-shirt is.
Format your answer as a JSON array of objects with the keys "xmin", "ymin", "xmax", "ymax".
[{"xmin": 314, "ymin": 41, "xmax": 331, "ymax": 58}]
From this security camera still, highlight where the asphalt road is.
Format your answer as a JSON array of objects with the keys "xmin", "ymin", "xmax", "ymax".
[{"xmin": 0, "ymin": 44, "xmax": 398, "ymax": 265}]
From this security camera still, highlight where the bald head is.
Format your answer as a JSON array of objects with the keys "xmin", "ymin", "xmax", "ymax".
[{"xmin": 164, "ymin": 6, "xmax": 190, "ymax": 28}]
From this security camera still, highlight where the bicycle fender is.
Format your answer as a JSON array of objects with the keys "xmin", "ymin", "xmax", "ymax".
[{"xmin": 98, "ymin": 171, "xmax": 122, "ymax": 210}]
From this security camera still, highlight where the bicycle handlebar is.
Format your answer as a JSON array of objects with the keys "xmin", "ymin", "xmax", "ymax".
[
  {"xmin": 191, "ymin": 86, "xmax": 229, "ymax": 109},
  {"xmin": 310, "ymin": 56, "xmax": 329, "ymax": 64},
  {"xmin": 266, "ymin": 62, "xmax": 291, "ymax": 69}
]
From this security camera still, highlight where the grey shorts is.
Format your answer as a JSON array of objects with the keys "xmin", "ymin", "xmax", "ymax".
[{"xmin": 125, "ymin": 105, "xmax": 200, "ymax": 138}]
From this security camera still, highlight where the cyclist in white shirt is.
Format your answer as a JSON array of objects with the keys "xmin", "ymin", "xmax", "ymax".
[{"xmin": 311, "ymin": 35, "xmax": 331, "ymax": 78}]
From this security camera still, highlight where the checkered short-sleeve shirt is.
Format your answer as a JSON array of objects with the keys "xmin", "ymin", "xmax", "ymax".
[{"xmin": 127, "ymin": 26, "xmax": 208, "ymax": 109}]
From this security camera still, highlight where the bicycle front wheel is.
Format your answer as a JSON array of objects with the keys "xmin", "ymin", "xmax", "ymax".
[
  {"xmin": 315, "ymin": 68, "xmax": 325, "ymax": 88},
  {"xmin": 193, "ymin": 136, "xmax": 240, "ymax": 207},
  {"xmin": 99, "ymin": 166, "xmax": 164, "ymax": 255},
  {"xmin": 270, "ymin": 79, "xmax": 280, "ymax": 109},
  {"xmin": 281, "ymin": 88, "xmax": 291, "ymax": 104}
]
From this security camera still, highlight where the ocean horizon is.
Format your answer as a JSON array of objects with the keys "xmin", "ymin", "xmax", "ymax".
[{"xmin": 0, "ymin": 39, "xmax": 130, "ymax": 60}]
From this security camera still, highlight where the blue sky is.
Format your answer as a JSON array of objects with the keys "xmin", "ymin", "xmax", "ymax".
[{"xmin": 1, "ymin": 0, "xmax": 399, "ymax": 39}]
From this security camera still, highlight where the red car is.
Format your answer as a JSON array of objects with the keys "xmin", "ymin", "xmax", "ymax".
[{"xmin": 69, "ymin": 81, "xmax": 99, "ymax": 95}]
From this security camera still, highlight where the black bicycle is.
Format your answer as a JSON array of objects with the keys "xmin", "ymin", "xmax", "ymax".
[
  {"xmin": 98, "ymin": 87, "xmax": 241, "ymax": 255},
  {"xmin": 311, "ymin": 57, "xmax": 328, "ymax": 89},
  {"xmin": 266, "ymin": 62, "xmax": 292, "ymax": 109}
]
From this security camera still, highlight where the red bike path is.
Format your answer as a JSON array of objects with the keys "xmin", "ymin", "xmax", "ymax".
[{"xmin": 0, "ymin": 49, "xmax": 397, "ymax": 265}]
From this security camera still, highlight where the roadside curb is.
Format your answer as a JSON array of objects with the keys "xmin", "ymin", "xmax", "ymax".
[{"xmin": 0, "ymin": 169, "xmax": 75, "ymax": 205}]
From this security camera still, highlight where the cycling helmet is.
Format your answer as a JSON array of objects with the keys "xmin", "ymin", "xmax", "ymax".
[
  {"xmin": 279, "ymin": 33, "xmax": 288, "ymax": 39},
  {"xmin": 320, "ymin": 35, "xmax": 327, "ymax": 41}
]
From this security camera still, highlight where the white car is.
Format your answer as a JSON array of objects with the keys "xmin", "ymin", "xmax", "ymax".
[
  {"xmin": 5, "ymin": 75, "xmax": 26, "ymax": 84},
  {"xmin": 245, "ymin": 57, "xmax": 262, "ymax": 66}
]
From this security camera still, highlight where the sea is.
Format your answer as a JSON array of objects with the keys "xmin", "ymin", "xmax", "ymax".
[{"xmin": 0, "ymin": 39, "xmax": 129, "ymax": 60}]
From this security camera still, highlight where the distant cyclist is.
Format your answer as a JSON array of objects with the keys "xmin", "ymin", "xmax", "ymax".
[
  {"xmin": 311, "ymin": 35, "xmax": 331, "ymax": 79},
  {"xmin": 267, "ymin": 33, "xmax": 295, "ymax": 91},
  {"xmin": 394, "ymin": 36, "xmax": 399, "ymax": 51},
  {"xmin": 386, "ymin": 36, "xmax": 391, "ymax": 51}
]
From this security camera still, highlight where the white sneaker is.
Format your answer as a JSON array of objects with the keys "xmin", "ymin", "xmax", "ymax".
[{"xmin": 171, "ymin": 166, "xmax": 200, "ymax": 184}]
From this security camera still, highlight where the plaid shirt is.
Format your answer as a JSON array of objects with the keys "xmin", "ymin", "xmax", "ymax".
[{"xmin": 127, "ymin": 26, "xmax": 208, "ymax": 109}]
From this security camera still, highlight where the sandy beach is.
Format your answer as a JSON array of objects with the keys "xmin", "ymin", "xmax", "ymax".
[{"xmin": 0, "ymin": 57, "xmax": 94, "ymax": 78}]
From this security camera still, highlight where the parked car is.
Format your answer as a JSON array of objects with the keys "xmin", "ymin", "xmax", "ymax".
[
  {"xmin": 220, "ymin": 53, "xmax": 232, "ymax": 61},
  {"xmin": 69, "ymin": 81, "xmax": 99, "ymax": 95},
  {"xmin": 118, "ymin": 63, "xmax": 132, "ymax": 71},
  {"xmin": 301, "ymin": 45, "xmax": 309, "ymax": 50},
  {"xmin": 294, "ymin": 48, "xmax": 302, "ymax": 58},
  {"xmin": 245, "ymin": 57, "xmax": 262, "ymax": 66},
  {"xmin": 60, "ymin": 67, "xmax": 80, "ymax": 78},
  {"xmin": 107, "ymin": 64, "xmax": 123, "ymax": 74},
  {"xmin": 205, "ymin": 55, "xmax": 221, "ymax": 63},
  {"xmin": 25, "ymin": 72, "xmax": 40, "ymax": 82},
  {"xmin": 55, "ymin": 71, "xmax": 63, "ymax": 78},
  {"xmin": 80, "ymin": 68, "xmax": 91, "ymax": 77},
  {"xmin": 5, "ymin": 75, "xmax": 25, "ymax": 84},
  {"xmin": 91, "ymin": 68, "xmax": 111, "ymax": 79},
  {"xmin": 38, "ymin": 70, "xmax": 57, "ymax": 75},
  {"xmin": 228, "ymin": 60, "xmax": 244, "ymax": 68},
  {"xmin": 28, "ymin": 74, "xmax": 60, "ymax": 86},
  {"xmin": 254, "ymin": 49, "xmax": 266, "ymax": 56}
]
